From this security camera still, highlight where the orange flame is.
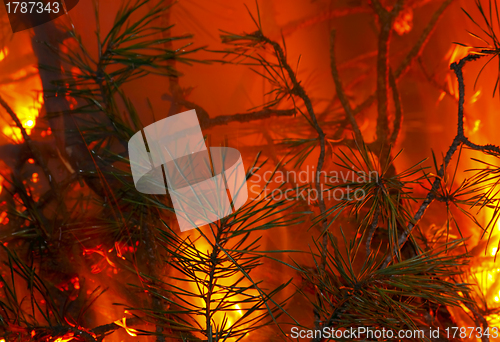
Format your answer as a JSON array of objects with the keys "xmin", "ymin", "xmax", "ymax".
[
  {"xmin": 0, "ymin": 47, "xmax": 8, "ymax": 61},
  {"xmin": 113, "ymin": 317, "xmax": 139, "ymax": 337},
  {"xmin": 54, "ymin": 333, "xmax": 75, "ymax": 342}
]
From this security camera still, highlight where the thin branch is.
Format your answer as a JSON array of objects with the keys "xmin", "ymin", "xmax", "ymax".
[
  {"xmin": 161, "ymin": 93, "xmax": 295, "ymax": 129},
  {"xmin": 374, "ymin": 0, "xmax": 404, "ymax": 146},
  {"xmin": 347, "ymin": 0, "xmax": 452, "ymax": 124},
  {"xmin": 205, "ymin": 108, "xmax": 296, "ymax": 128},
  {"xmin": 258, "ymin": 31, "xmax": 330, "ymax": 333},
  {"xmin": 395, "ymin": 0, "xmax": 455, "ymax": 78},
  {"xmin": 366, "ymin": 208, "xmax": 380, "ymax": 257},
  {"xmin": 281, "ymin": 7, "xmax": 371, "ymax": 37},
  {"xmin": 329, "ymin": 30, "xmax": 364, "ymax": 143},
  {"xmin": 389, "ymin": 70, "xmax": 403, "ymax": 144}
]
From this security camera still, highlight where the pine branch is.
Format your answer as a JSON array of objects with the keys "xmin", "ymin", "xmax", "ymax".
[{"xmin": 382, "ymin": 51, "xmax": 500, "ymax": 269}]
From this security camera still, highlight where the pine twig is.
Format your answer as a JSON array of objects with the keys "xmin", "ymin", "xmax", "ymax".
[
  {"xmin": 257, "ymin": 30, "xmax": 330, "ymax": 332},
  {"xmin": 259, "ymin": 33, "xmax": 328, "ymax": 235},
  {"xmin": 382, "ymin": 52, "xmax": 500, "ymax": 269}
]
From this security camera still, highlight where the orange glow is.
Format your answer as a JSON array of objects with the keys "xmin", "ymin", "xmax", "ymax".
[
  {"xmin": 393, "ymin": 9, "xmax": 413, "ymax": 35},
  {"xmin": 447, "ymin": 45, "xmax": 470, "ymax": 65},
  {"xmin": 0, "ymin": 52, "xmax": 43, "ymax": 140},
  {"xmin": 471, "ymin": 119, "xmax": 481, "ymax": 134},
  {"xmin": 114, "ymin": 317, "xmax": 138, "ymax": 337},
  {"xmin": 54, "ymin": 333, "xmax": 75, "ymax": 342},
  {"xmin": 438, "ymin": 91, "xmax": 446, "ymax": 102},
  {"xmin": 31, "ymin": 173, "xmax": 39, "ymax": 184},
  {"xmin": 0, "ymin": 212, "xmax": 7, "ymax": 225},
  {"xmin": 0, "ymin": 47, "xmax": 8, "ymax": 61},
  {"xmin": 184, "ymin": 237, "xmax": 248, "ymax": 340},
  {"xmin": 83, "ymin": 246, "xmax": 118, "ymax": 274},
  {"xmin": 470, "ymin": 89, "xmax": 482, "ymax": 104}
]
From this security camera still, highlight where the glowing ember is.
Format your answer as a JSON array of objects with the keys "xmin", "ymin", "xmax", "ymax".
[
  {"xmin": 54, "ymin": 333, "xmax": 74, "ymax": 342},
  {"xmin": 470, "ymin": 90, "xmax": 482, "ymax": 104},
  {"xmin": 0, "ymin": 43, "xmax": 43, "ymax": 141},
  {"xmin": 23, "ymin": 119, "xmax": 34, "ymax": 128},
  {"xmin": 185, "ymin": 238, "xmax": 248, "ymax": 340},
  {"xmin": 0, "ymin": 47, "xmax": 8, "ymax": 62},
  {"xmin": 471, "ymin": 119, "xmax": 481, "ymax": 134},
  {"xmin": 83, "ymin": 246, "xmax": 117, "ymax": 273},
  {"xmin": 113, "ymin": 317, "xmax": 138, "ymax": 337},
  {"xmin": 393, "ymin": 9, "xmax": 413, "ymax": 35}
]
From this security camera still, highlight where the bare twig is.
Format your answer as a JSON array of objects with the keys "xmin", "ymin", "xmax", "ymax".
[
  {"xmin": 257, "ymin": 31, "xmax": 329, "ymax": 334},
  {"xmin": 389, "ymin": 70, "xmax": 403, "ymax": 144},
  {"xmin": 395, "ymin": 0, "xmax": 455, "ymax": 78},
  {"xmin": 281, "ymin": 7, "xmax": 371, "ymax": 37},
  {"xmin": 345, "ymin": 0, "xmax": 452, "ymax": 131},
  {"xmin": 161, "ymin": 93, "xmax": 295, "ymax": 129},
  {"xmin": 373, "ymin": 0, "xmax": 404, "ymax": 147},
  {"xmin": 205, "ymin": 108, "xmax": 295, "ymax": 128},
  {"xmin": 329, "ymin": 30, "xmax": 364, "ymax": 143}
]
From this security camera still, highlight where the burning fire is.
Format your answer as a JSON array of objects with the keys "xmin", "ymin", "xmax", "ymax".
[
  {"xmin": 185, "ymin": 236, "xmax": 247, "ymax": 340},
  {"xmin": 0, "ymin": 47, "xmax": 8, "ymax": 61},
  {"xmin": 0, "ymin": 41, "xmax": 43, "ymax": 142},
  {"xmin": 113, "ymin": 314, "xmax": 139, "ymax": 337}
]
